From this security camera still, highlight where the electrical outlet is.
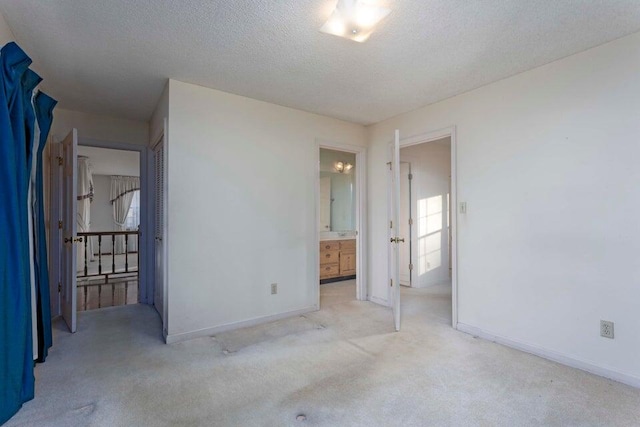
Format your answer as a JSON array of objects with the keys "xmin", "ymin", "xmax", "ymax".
[
  {"xmin": 459, "ymin": 202, "xmax": 467, "ymax": 214},
  {"xmin": 271, "ymin": 283, "xmax": 278, "ymax": 295},
  {"xmin": 600, "ymin": 320, "xmax": 614, "ymax": 339}
]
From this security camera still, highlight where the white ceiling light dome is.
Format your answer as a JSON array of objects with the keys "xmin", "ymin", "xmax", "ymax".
[{"xmin": 320, "ymin": 0, "xmax": 391, "ymax": 42}]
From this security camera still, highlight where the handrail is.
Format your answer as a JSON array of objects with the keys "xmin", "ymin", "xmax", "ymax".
[
  {"xmin": 77, "ymin": 230, "xmax": 140, "ymax": 311},
  {"xmin": 78, "ymin": 230, "xmax": 139, "ymax": 236},
  {"xmin": 77, "ymin": 230, "xmax": 139, "ymax": 278}
]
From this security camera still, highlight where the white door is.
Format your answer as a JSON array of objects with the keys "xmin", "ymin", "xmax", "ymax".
[
  {"xmin": 154, "ymin": 138, "xmax": 165, "ymax": 324},
  {"xmin": 399, "ymin": 162, "xmax": 411, "ymax": 286},
  {"xmin": 448, "ymin": 176, "xmax": 452, "ymax": 278},
  {"xmin": 49, "ymin": 142, "xmax": 63, "ymax": 317},
  {"xmin": 61, "ymin": 129, "xmax": 78, "ymax": 332},
  {"xmin": 388, "ymin": 130, "xmax": 402, "ymax": 331}
]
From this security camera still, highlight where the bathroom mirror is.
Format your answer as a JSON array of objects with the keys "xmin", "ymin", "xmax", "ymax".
[{"xmin": 319, "ymin": 149, "xmax": 356, "ymax": 234}]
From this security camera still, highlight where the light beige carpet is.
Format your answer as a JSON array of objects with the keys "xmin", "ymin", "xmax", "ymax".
[{"xmin": 6, "ymin": 282, "xmax": 640, "ymax": 426}]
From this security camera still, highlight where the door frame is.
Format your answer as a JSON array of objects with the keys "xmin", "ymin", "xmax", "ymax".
[
  {"xmin": 151, "ymin": 128, "xmax": 168, "ymax": 340},
  {"xmin": 76, "ymin": 137, "xmax": 154, "ymax": 307},
  {"xmin": 315, "ymin": 140, "xmax": 367, "ymax": 305},
  {"xmin": 398, "ymin": 161, "xmax": 412, "ymax": 287},
  {"xmin": 61, "ymin": 129, "xmax": 78, "ymax": 332},
  {"xmin": 396, "ymin": 126, "xmax": 459, "ymax": 329}
]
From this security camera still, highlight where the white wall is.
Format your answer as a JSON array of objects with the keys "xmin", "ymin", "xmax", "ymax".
[
  {"xmin": 77, "ymin": 146, "xmax": 140, "ymax": 176},
  {"xmin": 149, "ymin": 82, "xmax": 168, "ymax": 147},
  {"xmin": 367, "ymin": 32, "xmax": 640, "ymax": 384},
  {"xmin": 0, "ymin": 10, "xmax": 15, "ymax": 46},
  {"xmin": 51, "ymin": 108, "xmax": 149, "ymax": 146},
  {"xmin": 166, "ymin": 80, "xmax": 366, "ymax": 340},
  {"xmin": 400, "ymin": 139, "xmax": 451, "ymax": 288}
]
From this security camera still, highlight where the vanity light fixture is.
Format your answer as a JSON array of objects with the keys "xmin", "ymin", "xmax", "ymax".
[
  {"xmin": 335, "ymin": 161, "xmax": 354, "ymax": 173},
  {"xmin": 320, "ymin": 0, "xmax": 391, "ymax": 42}
]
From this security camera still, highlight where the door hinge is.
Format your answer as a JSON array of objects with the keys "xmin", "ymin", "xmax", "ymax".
[
  {"xmin": 57, "ymin": 282, "xmax": 61, "ymax": 292},
  {"xmin": 390, "ymin": 278, "xmax": 393, "ymax": 287},
  {"xmin": 409, "ymin": 263, "xmax": 414, "ymax": 271},
  {"xmin": 57, "ymin": 156, "xmax": 63, "ymax": 166},
  {"xmin": 389, "ymin": 220, "xmax": 393, "ymax": 229},
  {"xmin": 58, "ymin": 220, "xmax": 63, "ymax": 229},
  {"xmin": 408, "ymin": 173, "xmax": 413, "ymax": 180},
  {"xmin": 408, "ymin": 218, "xmax": 413, "ymax": 226}
]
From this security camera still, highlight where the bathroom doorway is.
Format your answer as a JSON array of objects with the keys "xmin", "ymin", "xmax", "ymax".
[{"xmin": 316, "ymin": 143, "xmax": 366, "ymax": 308}]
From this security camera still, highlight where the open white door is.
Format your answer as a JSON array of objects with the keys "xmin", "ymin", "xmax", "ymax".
[
  {"xmin": 388, "ymin": 129, "xmax": 402, "ymax": 331},
  {"xmin": 61, "ymin": 129, "xmax": 78, "ymax": 332},
  {"xmin": 154, "ymin": 135, "xmax": 165, "ymax": 325},
  {"xmin": 49, "ymin": 142, "xmax": 63, "ymax": 317}
]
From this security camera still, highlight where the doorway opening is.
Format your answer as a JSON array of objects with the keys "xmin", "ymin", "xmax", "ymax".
[
  {"xmin": 387, "ymin": 127, "xmax": 458, "ymax": 331},
  {"xmin": 399, "ymin": 135, "xmax": 454, "ymax": 326},
  {"xmin": 50, "ymin": 131, "xmax": 154, "ymax": 333},
  {"xmin": 317, "ymin": 144, "xmax": 366, "ymax": 309},
  {"xmin": 75, "ymin": 145, "xmax": 141, "ymax": 312}
]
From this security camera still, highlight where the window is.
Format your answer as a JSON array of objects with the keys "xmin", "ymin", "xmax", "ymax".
[{"xmin": 124, "ymin": 190, "xmax": 140, "ymax": 230}]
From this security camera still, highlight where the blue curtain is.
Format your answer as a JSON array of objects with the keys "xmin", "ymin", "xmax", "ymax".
[
  {"xmin": 0, "ymin": 42, "xmax": 55, "ymax": 425},
  {"xmin": 34, "ymin": 91, "xmax": 57, "ymax": 362},
  {"xmin": 0, "ymin": 41, "xmax": 34, "ymax": 425}
]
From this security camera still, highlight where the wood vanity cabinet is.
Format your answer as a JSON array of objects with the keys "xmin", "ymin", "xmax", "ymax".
[{"xmin": 320, "ymin": 239, "xmax": 356, "ymax": 280}]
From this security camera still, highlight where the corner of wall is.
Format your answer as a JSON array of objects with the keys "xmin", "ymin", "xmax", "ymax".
[
  {"xmin": 456, "ymin": 323, "xmax": 640, "ymax": 389},
  {"xmin": 149, "ymin": 80, "xmax": 169, "ymax": 147},
  {"xmin": 0, "ymin": 10, "xmax": 17, "ymax": 46}
]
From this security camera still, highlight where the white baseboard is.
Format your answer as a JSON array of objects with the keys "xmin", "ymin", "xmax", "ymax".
[
  {"xmin": 456, "ymin": 323, "xmax": 640, "ymax": 389},
  {"xmin": 369, "ymin": 295, "xmax": 389, "ymax": 307},
  {"xmin": 165, "ymin": 306, "xmax": 318, "ymax": 344}
]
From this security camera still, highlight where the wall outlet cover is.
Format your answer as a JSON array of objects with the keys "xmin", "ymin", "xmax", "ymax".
[
  {"xmin": 600, "ymin": 320, "xmax": 614, "ymax": 339},
  {"xmin": 271, "ymin": 283, "xmax": 278, "ymax": 295}
]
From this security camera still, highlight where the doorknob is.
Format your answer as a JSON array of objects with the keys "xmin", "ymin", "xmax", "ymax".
[
  {"xmin": 64, "ymin": 237, "xmax": 83, "ymax": 243},
  {"xmin": 390, "ymin": 237, "xmax": 405, "ymax": 243}
]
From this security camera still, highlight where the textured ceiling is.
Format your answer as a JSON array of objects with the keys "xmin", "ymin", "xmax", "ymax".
[{"xmin": 1, "ymin": 1, "xmax": 640, "ymax": 124}]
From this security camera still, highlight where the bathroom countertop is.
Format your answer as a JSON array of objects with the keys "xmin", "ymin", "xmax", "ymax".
[{"xmin": 319, "ymin": 235, "xmax": 356, "ymax": 241}]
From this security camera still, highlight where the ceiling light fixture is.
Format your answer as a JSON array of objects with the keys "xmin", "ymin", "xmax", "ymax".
[
  {"xmin": 320, "ymin": 0, "xmax": 391, "ymax": 43},
  {"xmin": 335, "ymin": 161, "xmax": 354, "ymax": 173}
]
